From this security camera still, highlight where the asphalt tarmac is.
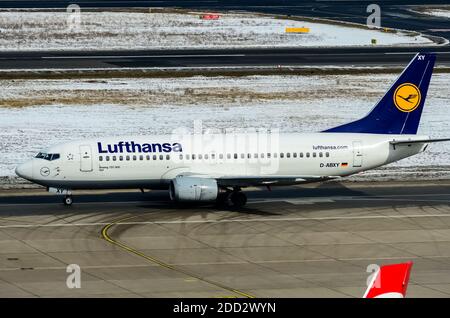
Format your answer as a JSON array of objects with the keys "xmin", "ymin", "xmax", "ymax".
[
  {"xmin": 1, "ymin": 1, "xmax": 450, "ymax": 70},
  {"xmin": 1, "ymin": 47, "xmax": 449, "ymax": 70},
  {"xmin": 1, "ymin": 180, "xmax": 450, "ymax": 297}
]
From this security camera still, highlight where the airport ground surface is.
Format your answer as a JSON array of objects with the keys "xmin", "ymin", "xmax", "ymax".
[
  {"xmin": 1, "ymin": 47, "xmax": 450, "ymax": 71},
  {"xmin": 1, "ymin": 180, "xmax": 450, "ymax": 297},
  {"xmin": 2, "ymin": 0, "xmax": 450, "ymax": 41}
]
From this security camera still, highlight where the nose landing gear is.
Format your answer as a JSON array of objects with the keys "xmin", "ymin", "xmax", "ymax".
[
  {"xmin": 63, "ymin": 195, "xmax": 73, "ymax": 206},
  {"xmin": 47, "ymin": 188, "xmax": 73, "ymax": 206}
]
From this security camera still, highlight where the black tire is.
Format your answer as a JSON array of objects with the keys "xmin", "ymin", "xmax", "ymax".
[
  {"xmin": 230, "ymin": 191, "xmax": 247, "ymax": 208},
  {"xmin": 63, "ymin": 196, "xmax": 73, "ymax": 206},
  {"xmin": 215, "ymin": 192, "xmax": 230, "ymax": 207}
]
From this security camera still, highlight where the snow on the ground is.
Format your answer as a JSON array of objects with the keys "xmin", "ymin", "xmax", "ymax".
[
  {"xmin": 0, "ymin": 73, "xmax": 449, "ymax": 178},
  {"xmin": 0, "ymin": 11, "xmax": 433, "ymax": 51},
  {"xmin": 419, "ymin": 9, "xmax": 450, "ymax": 19}
]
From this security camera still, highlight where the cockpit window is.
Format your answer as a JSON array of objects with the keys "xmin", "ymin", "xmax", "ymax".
[{"xmin": 35, "ymin": 152, "xmax": 60, "ymax": 161}]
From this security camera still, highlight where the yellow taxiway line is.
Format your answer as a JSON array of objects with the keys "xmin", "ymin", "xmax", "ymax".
[{"xmin": 101, "ymin": 215, "xmax": 255, "ymax": 298}]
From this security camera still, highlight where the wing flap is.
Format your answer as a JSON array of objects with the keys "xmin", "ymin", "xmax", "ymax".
[
  {"xmin": 174, "ymin": 173, "xmax": 340, "ymax": 187},
  {"xmin": 186, "ymin": 175, "xmax": 340, "ymax": 187}
]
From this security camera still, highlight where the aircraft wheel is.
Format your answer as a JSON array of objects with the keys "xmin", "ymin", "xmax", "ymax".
[
  {"xmin": 215, "ymin": 192, "xmax": 229, "ymax": 207},
  {"xmin": 63, "ymin": 195, "xmax": 73, "ymax": 206},
  {"xmin": 230, "ymin": 191, "xmax": 247, "ymax": 208}
]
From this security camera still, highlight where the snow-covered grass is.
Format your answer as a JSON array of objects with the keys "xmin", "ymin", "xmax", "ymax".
[
  {"xmin": 0, "ymin": 11, "xmax": 434, "ymax": 51},
  {"xmin": 418, "ymin": 8, "xmax": 450, "ymax": 19},
  {"xmin": 0, "ymin": 73, "xmax": 449, "ymax": 179}
]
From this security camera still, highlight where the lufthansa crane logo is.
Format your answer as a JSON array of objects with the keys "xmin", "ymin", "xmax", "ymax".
[
  {"xmin": 393, "ymin": 83, "xmax": 421, "ymax": 112},
  {"xmin": 40, "ymin": 167, "xmax": 50, "ymax": 177}
]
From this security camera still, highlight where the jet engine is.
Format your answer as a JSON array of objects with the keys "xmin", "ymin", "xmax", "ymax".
[{"xmin": 169, "ymin": 176, "xmax": 218, "ymax": 202}]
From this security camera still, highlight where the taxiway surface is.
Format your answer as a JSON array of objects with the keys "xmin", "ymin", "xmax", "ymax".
[{"xmin": 1, "ymin": 181, "xmax": 450, "ymax": 297}]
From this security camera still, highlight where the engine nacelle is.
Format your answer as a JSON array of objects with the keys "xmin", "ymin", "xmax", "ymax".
[{"xmin": 169, "ymin": 176, "xmax": 218, "ymax": 202}]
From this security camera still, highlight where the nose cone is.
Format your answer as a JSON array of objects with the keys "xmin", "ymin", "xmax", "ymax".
[{"xmin": 15, "ymin": 161, "xmax": 33, "ymax": 180}]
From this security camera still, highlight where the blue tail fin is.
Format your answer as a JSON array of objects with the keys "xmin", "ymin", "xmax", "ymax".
[{"xmin": 324, "ymin": 52, "xmax": 436, "ymax": 134}]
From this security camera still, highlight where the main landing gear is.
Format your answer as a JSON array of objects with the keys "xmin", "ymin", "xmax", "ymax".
[{"xmin": 217, "ymin": 187, "xmax": 247, "ymax": 208}]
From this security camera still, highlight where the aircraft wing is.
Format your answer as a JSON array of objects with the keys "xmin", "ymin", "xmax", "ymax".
[
  {"xmin": 177, "ymin": 173, "xmax": 340, "ymax": 187},
  {"xmin": 390, "ymin": 138, "xmax": 450, "ymax": 145}
]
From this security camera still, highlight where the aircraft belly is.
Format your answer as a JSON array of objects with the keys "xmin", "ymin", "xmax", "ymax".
[{"xmin": 36, "ymin": 179, "xmax": 165, "ymax": 190}]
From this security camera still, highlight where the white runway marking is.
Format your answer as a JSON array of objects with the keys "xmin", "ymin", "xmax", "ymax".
[
  {"xmin": 1, "ymin": 255, "xmax": 450, "ymax": 272},
  {"xmin": 41, "ymin": 54, "xmax": 246, "ymax": 59},
  {"xmin": 1, "ymin": 213, "xmax": 450, "ymax": 229}
]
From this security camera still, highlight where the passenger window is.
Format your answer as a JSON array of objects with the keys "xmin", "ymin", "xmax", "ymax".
[
  {"xmin": 166, "ymin": 154, "xmax": 170, "ymax": 160},
  {"xmin": 146, "ymin": 155, "xmax": 150, "ymax": 160},
  {"xmin": 254, "ymin": 153, "xmax": 258, "ymax": 159},
  {"xmin": 227, "ymin": 154, "xmax": 231, "ymax": 159},
  {"xmin": 293, "ymin": 153, "xmax": 297, "ymax": 158},
  {"xmin": 159, "ymin": 155, "xmax": 163, "ymax": 160},
  {"xmin": 133, "ymin": 155, "xmax": 137, "ymax": 161},
  {"xmin": 313, "ymin": 152, "xmax": 316, "ymax": 158},
  {"xmin": 267, "ymin": 153, "xmax": 271, "ymax": 158},
  {"xmin": 120, "ymin": 156, "xmax": 123, "ymax": 161},
  {"xmin": 306, "ymin": 153, "xmax": 310, "ymax": 158},
  {"xmin": 319, "ymin": 152, "xmax": 323, "ymax": 158},
  {"xmin": 274, "ymin": 153, "xmax": 278, "ymax": 158},
  {"xmin": 99, "ymin": 156, "xmax": 103, "ymax": 161},
  {"xmin": 234, "ymin": 153, "xmax": 238, "ymax": 159},
  {"xmin": 106, "ymin": 156, "xmax": 110, "ymax": 161},
  {"xmin": 300, "ymin": 153, "xmax": 304, "ymax": 158},
  {"xmin": 219, "ymin": 154, "xmax": 223, "ymax": 159},
  {"xmin": 179, "ymin": 154, "xmax": 183, "ymax": 160},
  {"xmin": 205, "ymin": 154, "xmax": 209, "ymax": 160},
  {"xmin": 326, "ymin": 152, "xmax": 330, "ymax": 157},
  {"xmin": 280, "ymin": 153, "xmax": 284, "ymax": 158},
  {"xmin": 112, "ymin": 156, "xmax": 116, "ymax": 161},
  {"xmin": 153, "ymin": 155, "xmax": 157, "ymax": 160},
  {"xmin": 241, "ymin": 153, "xmax": 245, "ymax": 159},
  {"xmin": 260, "ymin": 153, "xmax": 264, "ymax": 159},
  {"xmin": 211, "ymin": 154, "xmax": 215, "ymax": 159},
  {"xmin": 139, "ymin": 155, "xmax": 143, "ymax": 160},
  {"xmin": 198, "ymin": 154, "xmax": 202, "ymax": 160},
  {"xmin": 248, "ymin": 153, "xmax": 251, "ymax": 159},
  {"xmin": 126, "ymin": 156, "xmax": 130, "ymax": 161},
  {"xmin": 192, "ymin": 154, "xmax": 196, "ymax": 160},
  {"xmin": 186, "ymin": 154, "xmax": 190, "ymax": 160},
  {"xmin": 287, "ymin": 153, "xmax": 291, "ymax": 158}
]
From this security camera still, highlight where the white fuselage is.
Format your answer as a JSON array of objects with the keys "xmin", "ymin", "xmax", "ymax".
[{"xmin": 16, "ymin": 132, "xmax": 427, "ymax": 190}]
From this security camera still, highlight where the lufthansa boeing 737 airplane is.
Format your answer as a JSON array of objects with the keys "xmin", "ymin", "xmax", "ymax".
[{"xmin": 15, "ymin": 53, "xmax": 450, "ymax": 207}]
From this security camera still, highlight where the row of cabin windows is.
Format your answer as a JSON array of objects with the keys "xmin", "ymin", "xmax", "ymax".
[{"xmin": 99, "ymin": 152, "xmax": 330, "ymax": 162}]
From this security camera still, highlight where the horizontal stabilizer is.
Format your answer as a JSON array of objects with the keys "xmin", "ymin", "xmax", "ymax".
[{"xmin": 390, "ymin": 138, "xmax": 450, "ymax": 145}]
